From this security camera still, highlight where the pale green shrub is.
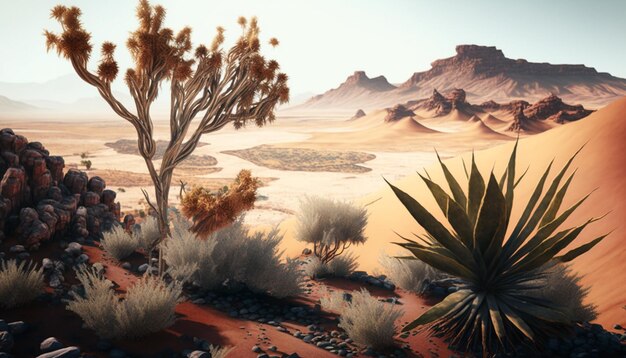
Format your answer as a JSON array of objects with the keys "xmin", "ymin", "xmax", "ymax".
[{"xmin": 0, "ymin": 260, "xmax": 44, "ymax": 309}]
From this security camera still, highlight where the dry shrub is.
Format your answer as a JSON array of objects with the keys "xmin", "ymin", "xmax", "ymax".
[
  {"xmin": 321, "ymin": 288, "xmax": 403, "ymax": 350},
  {"xmin": 528, "ymin": 264, "xmax": 597, "ymax": 322},
  {"xmin": 378, "ymin": 254, "xmax": 445, "ymax": 294},
  {"xmin": 181, "ymin": 169, "xmax": 260, "ymax": 237},
  {"xmin": 164, "ymin": 216, "xmax": 303, "ymax": 298},
  {"xmin": 296, "ymin": 196, "xmax": 368, "ymax": 264},
  {"xmin": 304, "ymin": 254, "xmax": 358, "ymax": 278},
  {"xmin": 137, "ymin": 215, "xmax": 161, "ymax": 253},
  {"xmin": 0, "ymin": 260, "xmax": 44, "ymax": 309},
  {"xmin": 67, "ymin": 266, "xmax": 182, "ymax": 339},
  {"xmin": 100, "ymin": 226, "xmax": 139, "ymax": 261}
]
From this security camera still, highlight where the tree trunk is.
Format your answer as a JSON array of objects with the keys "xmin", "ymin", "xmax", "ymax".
[{"xmin": 154, "ymin": 174, "xmax": 172, "ymax": 276}]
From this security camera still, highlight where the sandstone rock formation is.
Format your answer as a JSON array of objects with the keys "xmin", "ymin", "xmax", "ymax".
[
  {"xmin": 0, "ymin": 128, "xmax": 121, "ymax": 248},
  {"xmin": 350, "ymin": 109, "xmax": 366, "ymax": 120},
  {"xmin": 384, "ymin": 105, "xmax": 415, "ymax": 122}
]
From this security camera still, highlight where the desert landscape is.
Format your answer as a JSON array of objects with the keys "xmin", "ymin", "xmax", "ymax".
[{"xmin": 0, "ymin": 1, "xmax": 625, "ymax": 357}]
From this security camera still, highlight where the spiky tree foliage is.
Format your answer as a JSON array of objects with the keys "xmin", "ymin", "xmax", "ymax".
[
  {"xmin": 45, "ymin": 1, "xmax": 289, "ymax": 272},
  {"xmin": 385, "ymin": 143, "xmax": 609, "ymax": 354},
  {"xmin": 180, "ymin": 169, "xmax": 260, "ymax": 238}
]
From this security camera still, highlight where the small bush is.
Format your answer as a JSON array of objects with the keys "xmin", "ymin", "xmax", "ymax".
[
  {"xmin": 296, "ymin": 196, "xmax": 368, "ymax": 264},
  {"xmin": 67, "ymin": 266, "xmax": 182, "ymax": 339},
  {"xmin": 321, "ymin": 288, "xmax": 403, "ymax": 350},
  {"xmin": 181, "ymin": 170, "xmax": 260, "ymax": 237},
  {"xmin": 81, "ymin": 159, "xmax": 92, "ymax": 170},
  {"xmin": 100, "ymin": 226, "xmax": 139, "ymax": 261},
  {"xmin": 303, "ymin": 256, "xmax": 329, "ymax": 278},
  {"xmin": 379, "ymin": 254, "xmax": 445, "ymax": 294},
  {"xmin": 304, "ymin": 254, "xmax": 358, "ymax": 278},
  {"xmin": 208, "ymin": 345, "xmax": 232, "ymax": 358},
  {"xmin": 137, "ymin": 216, "xmax": 161, "ymax": 253},
  {"xmin": 529, "ymin": 264, "xmax": 597, "ymax": 322},
  {"xmin": 164, "ymin": 216, "xmax": 303, "ymax": 298},
  {"xmin": 0, "ymin": 260, "xmax": 44, "ymax": 309},
  {"xmin": 327, "ymin": 253, "xmax": 359, "ymax": 277}
]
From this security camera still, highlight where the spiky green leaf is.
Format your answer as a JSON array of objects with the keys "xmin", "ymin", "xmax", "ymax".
[{"xmin": 402, "ymin": 290, "xmax": 472, "ymax": 331}]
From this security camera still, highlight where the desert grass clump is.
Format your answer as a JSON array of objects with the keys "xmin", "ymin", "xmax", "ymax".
[
  {"xmin": 67, "ymin": 266, "xmax": 182, "ymax": 339},
  {"xmin": 296, "ymin": 196, "xmax": 368, "ymax": 264},
  {"xmin": 528, "ymin": 264, "xmax": 596, "ymax": 323},
  {"xmin": 303, "ymin": 253, "xmax": 358, "ymax": 278},
  {"xmin": 387, "ymin": 143, "xmax": 609, "ymax": 354},
  {"xmin": 137, "ymin": 215, "xmax": 161, "ymax": 254},
  {"xmin": 0, "ymin": 260, "xmax": 44, "ymax": 309},
  {"xmin": 100, "ymin": 225, "xmax": 139, "ymax": 261},
  {"xmin": 321, "ymin": 288, "xmax": 403, "ymax": 350},
  {"xmin": 164, "ymin": 216, "xmax": 303, "ymax": 298},
  {"xmin": 379, "ymin": 254, "xmax": 445, "ymax": 294},
  {"xmin": 181, "ymin": 169, "xmax": 260, "ymax": 237}
]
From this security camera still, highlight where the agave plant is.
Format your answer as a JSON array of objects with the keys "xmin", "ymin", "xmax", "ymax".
[{"xmin": 385, "ymin": 143, "xmax": 609, "ymax": 354}]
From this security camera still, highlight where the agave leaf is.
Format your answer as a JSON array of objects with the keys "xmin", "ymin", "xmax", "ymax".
[
  {"xmin": 556, "ymin": 233, "xmax": 611, "ymax": 262},
  {"xmin": 498, "ymin": 299, "xmax": 535, "ymax": 341},
  {"xmin": 467, "ymin": 153, "xmax": 486, "ymax": 225},
  {"xmin": 486, "ymin": 295, "xmax": 507, "ymax": 344},
  {"xmin": 514, "ymin": 165, "xmax": 530, "ymax": 189},
  {"xmin": 502, "ymin": 161, "xmax": 553, "ymax": 256},
  {"xmin": 455, "ymin": 293, "xmax": 486, "ymax": 343},
  {"xmin": 474, "ymin": 174, "xmax": 507, "ymax": 257},
  {"xmin": 461, "ymin": 157, "xmax": 469, "ymax": 179},
  {"xmin": 512, "ymin": 193, "xmax": 591, "ymax": 262},
  {"xmin": 402, "ymin": 290, "xmax": 472, "ymax": 331},
  {"xmin": 446, "ymin": 196, "xmax": 474, "ymax": 247},
  {"xmin": 418, "ymin": 173, "xmax": 454, "ymax": 217},
  {"xmin": 502, "ymin": 295, "xmax": 569, "ymax": 323},
  {"xmin": 515, "ymin": 148, "xmax": 584, "ymax": 245},
  {"xmin": 436, "ymin": 150, "xmax": 468, "ymax": 209},
  {"xmin": 385, "ymin": 179, "xmax": 475, "ymax": 266},
  {"xmin": 519, "ymin": 227, "xmax": 573, "ymax": 265},
  {"xmin": 511, "ymin": 221, "xmax": 591, "ymax": 274},
  {"xmin": 539, "ymin": 171, "xmax": 576, "ymax": 227},
  {"xmin": 504, "ymin": 140, "xmax": 518, "ymax": 224},
  {"xmin": 402, "ymin": 245, "xmax": 476, "ymax": 280}
]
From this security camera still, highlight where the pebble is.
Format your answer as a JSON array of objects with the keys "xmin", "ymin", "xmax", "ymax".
[
  {"xmin": 138, "ymin": 264, "xmax": 149, "ymax": 273},
  {"xmin": 108, "ymin": 348, "xmax": 126, "ymax": 358},
  {"xmin": 42, "ymin": 258, "xmax": 54, "ymax": 270},
  {"xmin": 187, "ymin": 350, "xmax": 209, "ymax": 358},
  {"xmin": 40, "ymin": 337, "xmax": 64, "ymax": 352},
  {"xmin": 121, "ymin": 262, "xmax": 132, "ymax": 270},
  {"xmin": 252, "ymin": 345, "xmax": 262, "ymax": 353},
  {"xmin": 36, "ymin": 346, "xmax": 80, "ymax": 358},
  {"xmin": 9, "ymin": 245, "xmax": 25, "ymax": 253}
]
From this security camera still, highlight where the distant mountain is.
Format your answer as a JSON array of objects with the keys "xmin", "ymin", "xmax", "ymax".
[
  {"xmin": 289, "ymin": 45, "xmax": 626, "ymax": 112},
  {"xmin": 0, "ymin": 95, "xmax": 38, "ymax": 112}
]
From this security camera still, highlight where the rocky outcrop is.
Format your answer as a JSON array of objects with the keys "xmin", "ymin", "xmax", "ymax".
[
  {"xmin": 507, "ymin": 105, "xmax": 531, "ymax": 132},
  {"xmin": 523, "ymin": 94, "xmax": 593, "ymax": 122},
  {"xmin": 350, "ymin": 109, "xmax": 366, "ymax": 120},
  {"xmin": 384, "ymin": 105, "xmax": 415, "ymax": 122},
  {"xmin": 0, "ymin": 128, "xmax": 121, "ymax": 248},
  {"xmin": 408, "ymin": 88, "xmax": 472, "ymax": 116}
]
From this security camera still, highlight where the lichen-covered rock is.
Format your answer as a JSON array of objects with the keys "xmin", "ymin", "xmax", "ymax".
[{"xmin": 18, "ymin": 207, "xmax": 51, "ymax": 247}]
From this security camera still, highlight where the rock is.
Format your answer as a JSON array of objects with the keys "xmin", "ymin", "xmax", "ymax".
[
  {"xmin": 63, "ymin": 169, "xmax": 88, "ymax": 195},
  {"xmin": 83, "ymin": 191, "xmax": 100, "ymax": 207},
  {"xmin": 9, "ymin": 245, "xmax": 25, "ymax": 253},
  {"xmin": 96, "ymin": 340, "xmax": 112, "ymax": 351},
  {"xmin": 613, "ymin": 324, "xmax": 623, "ymax": 330},
  {"xmin": 40, "ymin": 337, "xmax": 64, "ymax": 352},
  {"xmin": 384, "ymin": 105, "xmax": 415, "ymax": 122},
  {"xmin": 0, "ymin": 331, "xmax": 14, "ymax": 352},
  {"xmin": 121, "ymin": 262, "xmax": 132, "ymax": 270},
  {"xmin": 36, "ymin": 346, "xmax": 80, "ymax": 358},
  {"xmin": 301, "ymin": 248, "xmax": 312, "ymax": 255},
  {"xmin": 350, "ymin": 109, "xmax": 366, "ymax": 120},
  {"xmin": 0, "ymin": 320, "xmax": 8, "ymax": 332},
  {"xmin": 7, "ymin": 321, "xmax": 27, "ymax": 335},
  {"xmin": 138, "ymin": 263, "xmax": 149, "ymax": 274},
  {"xmin": 87, "ymin": 176, "xmax": 106, "ymax": 195},
  {"xmin": 66, "ymin": 242, "xmax": 82, "ymax": 256},
  {"xmin": 252, "ymin": 345, "xmax": 262, "ymax": 353}
]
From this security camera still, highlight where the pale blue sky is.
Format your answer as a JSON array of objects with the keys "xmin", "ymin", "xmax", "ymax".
[{"xmin": 1, "ymin": 0, "xmax": 625, "ymax": 95}]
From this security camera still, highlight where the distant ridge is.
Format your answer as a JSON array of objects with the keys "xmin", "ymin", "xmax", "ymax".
[{"xmin": 289, "ymin": 45, "xmax": 626, "ymax": 112}]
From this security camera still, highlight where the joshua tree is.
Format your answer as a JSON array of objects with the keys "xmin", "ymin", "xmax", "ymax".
[
  {"xmin": 386, "ymin": 144, "xmax": 609, "ymax": 354},
  {"xmin": 45, "ymin": 1, "xmax": 289, "ymax": 272}
]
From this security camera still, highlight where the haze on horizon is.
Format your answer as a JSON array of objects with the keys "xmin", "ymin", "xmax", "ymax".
[{"xmin": 1, "ymin": 0, "xmax": 625, "ymax": 100}]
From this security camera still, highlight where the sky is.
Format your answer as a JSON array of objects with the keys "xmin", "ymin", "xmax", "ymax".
[{"xmin": 1, "ymin": 0, "xmax": 625, "ymax": 96}]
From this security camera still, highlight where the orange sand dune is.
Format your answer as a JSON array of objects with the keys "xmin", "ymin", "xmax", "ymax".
[
  {"xmin": 464, "ymin": 117, "xmax": 509, "ymax": 138},
  {"xmin": 281, "ymin": 97, "xmax": 626, "ymax": 328}
]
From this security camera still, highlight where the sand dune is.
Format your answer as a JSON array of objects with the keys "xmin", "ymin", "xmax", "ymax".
[
  {"xmin": 281, "ymin": 96, "xmax": 626, "ymax": 327},
  {"xmin": 440, "ymin": 108, "xmax": 473, "ymax": 122},
  {"xmin": 465, "ymin": 117, "xmax": 509, "ymax": 138},
  {"xmin": 389, "ymin": 116, "xmax": 439, "ymax": 133}
]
